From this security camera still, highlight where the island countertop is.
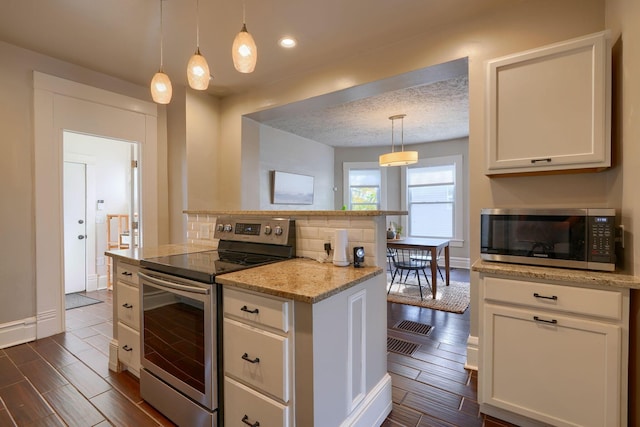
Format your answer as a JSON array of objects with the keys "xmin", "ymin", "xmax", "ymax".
[
  {"xmin": 472, "ymin": 259, "xmax": 640, "ymax": 290},
  {"xmin": 216, "ymin": 258, "xmax": 384, "ymax": 303}
]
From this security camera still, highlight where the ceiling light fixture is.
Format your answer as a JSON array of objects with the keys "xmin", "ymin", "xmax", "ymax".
[
  {"xmin": 232, "ymin": 1, "xmax": 257, "ymax": 73},
  {"xmin": 379, "ymin": 114, "xmax": 418, "ymax": 167},
  {"xmin": 150, "ymin": 0, "xmax": 172, "ymax": 104},
  {"xmin": 279, "ymin": 36, "xmax": 297, "ymax": 48},
  {"xmin": 187, "ymin": 0, "xmax": 210, "ymax": 90}
]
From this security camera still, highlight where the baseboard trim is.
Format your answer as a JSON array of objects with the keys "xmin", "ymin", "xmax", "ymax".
[
  {"xmin": 36, "ymin": 308, "xmax": 62, "ymax": 340},
  {"xmin": 465, "ymin": 334, "xmax": 478, "ymax": 371},
  {"xmin": 0, "ymin": 317, "xmax": 37, "ymax": 349},
  {"xmin": 340, "ymin": 373, "xmax": 392, "ymax": 427}
]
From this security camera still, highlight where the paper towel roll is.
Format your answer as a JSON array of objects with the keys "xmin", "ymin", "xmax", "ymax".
[{"xmin": 333, "ymin": 229, "xmax": 349, "ymax": 267}]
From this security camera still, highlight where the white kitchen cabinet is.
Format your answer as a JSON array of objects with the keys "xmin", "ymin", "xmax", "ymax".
[
  {"xmin": 222, "ymin": 273, "xmax": 391, "ymax": 427},
  {"xmin": 108, "ymin": 257, "xmax": 141, "ymax": 376},
  {"xmin": 479, "ymin": 275, "xmax": 629, "ymax": 427},
  {"xmin": 485, "ymin": 31, "xmax": 611, "ymax": 176}
]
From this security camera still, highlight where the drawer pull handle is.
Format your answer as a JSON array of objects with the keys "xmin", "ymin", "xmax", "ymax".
[
  {"xmin": 533, "ymin": 316, "xmax": 557, "ymax": 325},
  {"xmin": 121, "ymin": 271, "xmax": 133, "ymax": 276},
  {"xmin": 241, "ymin": 305, "xmax": 259, "ymax": 314},
  {"xmin": 241, "ymin": 353, "xmax": 260, "ymax": 364},
  {"xmin": 531, "ymin": 158, "xmax": 552, "ymax": 164},
  {"xmin": 533, "ymin": 292, "xmax": 557, "ymax": 301},
  {"xmin": 242, "ymin": 415, "xmax": 260, "ymax": 427},
  {"xmin": 122, "ymin": 303, "xmax": 133, "ymax": 309},
  {"xmin": 122, "ymin": 345, "xmax": 134, "ymax": 352}
]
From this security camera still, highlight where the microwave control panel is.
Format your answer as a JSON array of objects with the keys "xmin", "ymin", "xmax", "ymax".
[{"xmin": 588, "ymin": 216, "xmax": 615, "ymax": 263}]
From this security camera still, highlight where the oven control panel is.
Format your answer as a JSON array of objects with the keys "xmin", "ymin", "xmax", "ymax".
[{"xmin": 214, "ymin": 217, "xmax": 295, "ymax": 246}]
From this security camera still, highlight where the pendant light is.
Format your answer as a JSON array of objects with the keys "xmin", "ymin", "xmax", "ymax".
[
  {"xmin": 150, "ymin": 0, "xmax": 172, "ymax": 104},
  {"xmin": 232, "ymin": 1, "xmax": 257, "ymax": 73},
  {"xmin": 379, "ymin": 114, "xmax": 418, "ymax": 167},
  {"xmin": 187, "ymin": 0, "xmax": 210, "ymax": 90}
]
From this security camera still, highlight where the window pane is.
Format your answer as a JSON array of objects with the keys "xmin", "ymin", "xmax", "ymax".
[
  {"xmin": 409, "ymin": 185, "xmax": 453, "ymax": 203},
  {"xmin": 349, "ymin": 169, "xmax": 380, "ymax": 186},
  {"xmin": 350, "ymin": 187, "xmax": 379, "ymax": 205},
  {"xmin": 351, "ymin": 204, "xmax": 378, "ymax": 211},
  {"xmin": 408, "ymin": 165, "xmax": 454, "ymax": 186},
  {"xmin": 410, "ymin": 203, "xmax": 453, "ymax": 238}
]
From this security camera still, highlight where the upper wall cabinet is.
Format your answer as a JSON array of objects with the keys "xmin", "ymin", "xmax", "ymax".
[{"xmin": 485, "ymin": 31, "xmax": 611, "ymax": 176}]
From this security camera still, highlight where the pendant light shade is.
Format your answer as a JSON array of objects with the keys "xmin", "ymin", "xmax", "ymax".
[
  {"xmin": 232, "ymin": 3, "xmax": 257, "ymax": 73},
  {"xmin": 379, "ymin": 114, "xmax": 418, "ymax": 167},
  {"xmin": 151, "ymin": 71, "xmax": 173, "ymax": 104},
  {"xmin": 151, "ymin": 0, "xmax": 172, "ymax": 104},
  {"xmin": 187, "ymin": 0, "xmax": 210, "ymax": 90}
]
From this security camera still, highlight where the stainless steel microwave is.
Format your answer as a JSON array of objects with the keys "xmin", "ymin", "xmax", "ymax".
[{"xmin": 480, "ymin": 208, "xmax": 616, "ymax": 271}]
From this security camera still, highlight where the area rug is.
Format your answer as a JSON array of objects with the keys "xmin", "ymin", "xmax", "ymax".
[
  {"xmin": 386, "ymin": 280, "xmax": 470, "ymax": 314},
  {"xmin": 65, "ymin": 293, "xmax": 103, "ymax": 310}
]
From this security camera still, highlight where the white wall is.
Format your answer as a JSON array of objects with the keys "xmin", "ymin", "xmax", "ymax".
[{"xmin": 258, "ymin": 124, "xmax": 335, "ymax": 210}]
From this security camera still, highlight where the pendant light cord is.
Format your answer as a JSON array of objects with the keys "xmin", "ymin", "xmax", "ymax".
[
  {"xmin": 159, "ymin": 0, "xmax": 165, "ymax": 71},
  {"xmin": 242, "ymin": 1, "xmax": 246, "ymax": 25},
  {"xmin": 196, "ymin": 0, "xmax": 201, "ymax": 50}
]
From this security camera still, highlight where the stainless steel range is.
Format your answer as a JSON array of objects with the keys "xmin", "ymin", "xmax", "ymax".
[{"xmin": 138, "ymin": 217, "xmax": 295, "ymax": 427}]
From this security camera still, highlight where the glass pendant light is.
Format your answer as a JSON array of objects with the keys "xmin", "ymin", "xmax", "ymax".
[
  {"xmin": 187, "ymin": 0, "xmax": 210, "ymax": 90},
  {"xmin": 232, "ymin": 1, "xmax": 257, "ymax": 73},
  {"xmin": 151, "ymin": 0, "xmax": 172, "ymax": 104},
  {"xmin": 379, "ymin": 114, "xmax": 418, "ymax": 167}
]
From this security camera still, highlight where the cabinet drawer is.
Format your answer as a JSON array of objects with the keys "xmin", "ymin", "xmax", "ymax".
[
  {"xmin": 224, "ymin": 287, "xmax": 290, "ymax": 333},
  {"xmin": 116, "ymin": 282, "xmax": 140, "ymax": 330},
  {"xmin": 115, "ymin": 263, "xmax": 139, "ymax": 287},
  {"xmin": 117, "ymin": 323, "xmax": 140, "ymax": 373},
  {"xmin": 224, "ymin": 318, "xmax": 289, "ymax": 402},
  {"xmin": 483, "ymin": 276, "xmax": 622, "ymax": 320},
  {"xmin": 224, "ymin": 376, "xmax": 289, "ymax": 427}
]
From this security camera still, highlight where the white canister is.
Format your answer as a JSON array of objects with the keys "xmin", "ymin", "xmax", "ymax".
[{"xmin": 333, "ymin": 229, "xmax": 349, "ymax": 267}]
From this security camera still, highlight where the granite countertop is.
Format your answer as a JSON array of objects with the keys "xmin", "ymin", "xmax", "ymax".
[
  {"xmin": 105, "ymin": 243, "xmax": 214, "ymax": 264},
  {"xmin": 472, "ymin": 259, "xmax": 640, "ymax": 290},
  {"xmin": 183, "ymin": 209, "xmax": 408, "ymax": 217},
  {"xmin": 216, "ymin": 258, "xmax": 384, "ymax": 303}
]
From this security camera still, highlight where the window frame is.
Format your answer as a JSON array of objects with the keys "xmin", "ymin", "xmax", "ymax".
[
  {"xmin": 343, "ymin": 162, "xmax": 388, "ymax": 210},
  {"xmin": 401, "ymin": 155, "xmax": 464, "ymax": 247}
]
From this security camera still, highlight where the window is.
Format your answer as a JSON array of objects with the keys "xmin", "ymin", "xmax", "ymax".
[
  {"xmin": 343, "ymin": 162, "xmax": 387, "ymax": 210},
  {"xmin": 404, "ymin": 155, "xmax": 463, "ymax": 245}
]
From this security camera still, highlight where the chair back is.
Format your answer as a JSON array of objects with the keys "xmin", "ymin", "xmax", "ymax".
[{"xmin": 391, "ymin": 248, "xmax": 431, "ymax": 269}]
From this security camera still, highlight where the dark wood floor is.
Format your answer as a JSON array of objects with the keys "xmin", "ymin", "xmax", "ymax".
[{"xmin": 0, "ymin": 269, "xmax": 517, "ymax": 426}]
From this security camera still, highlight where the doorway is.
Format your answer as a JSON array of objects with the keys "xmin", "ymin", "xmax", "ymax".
[{"xmin": 63, "ymin": 131, "xmax": 139, "ymax": 295}]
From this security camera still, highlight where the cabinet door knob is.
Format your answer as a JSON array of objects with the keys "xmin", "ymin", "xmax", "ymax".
[
  {"xmin": 533, "ymin": 316, "xmax": 558, "ymax": 325},
  {"xmin": 533, "ymin": 292, "xmax": 558, "ymax": 301},
  {"xmin": 242, "ymin": 415, "xmax": 260, "ymax": 427},
  {"xmin": 240, "ymin": 305, "xmax": 259, "ymax": 314},
  {"xmin": 241, "ymin": 353, "xmax": 260, "ymax": 364}
]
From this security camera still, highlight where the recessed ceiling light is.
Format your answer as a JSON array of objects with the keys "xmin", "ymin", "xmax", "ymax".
[{"xmin": 279, "ymin": 36, "xmax": 297, "ymax": 48}]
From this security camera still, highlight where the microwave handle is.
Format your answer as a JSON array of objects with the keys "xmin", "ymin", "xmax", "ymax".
[{"xmin": 139, "ymin": 272, "xmax": 210, "ymax": 295}]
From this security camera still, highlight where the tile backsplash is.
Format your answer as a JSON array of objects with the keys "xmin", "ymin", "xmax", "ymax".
[{"xmin": 185, "ymin": 213, "xmax": 386, "ymax": 267}]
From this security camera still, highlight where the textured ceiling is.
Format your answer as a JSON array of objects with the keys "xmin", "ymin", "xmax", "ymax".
[{"xmin": 259, "ymin": 75, "xmax": 469, "ymax": 147}]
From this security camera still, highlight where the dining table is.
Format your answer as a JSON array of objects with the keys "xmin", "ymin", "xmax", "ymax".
[{"xmin": 386, "ymin": 237, "xmax": 450, "ymax": 299}]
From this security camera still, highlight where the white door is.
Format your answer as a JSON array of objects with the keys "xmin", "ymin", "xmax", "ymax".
[{"xmin": 64, "ymin": 162, "xmax": 87, "ymax": 294}]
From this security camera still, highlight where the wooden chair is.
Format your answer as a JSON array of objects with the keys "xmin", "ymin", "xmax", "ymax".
[{"xmin": 387, "ymin": 248, "xmax": 432, "ymax": 300}]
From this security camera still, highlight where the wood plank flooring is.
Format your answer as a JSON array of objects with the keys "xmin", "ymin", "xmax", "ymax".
[{"xmin": 0, "ymin": 269, "xmax": 517, "ymax": 426}]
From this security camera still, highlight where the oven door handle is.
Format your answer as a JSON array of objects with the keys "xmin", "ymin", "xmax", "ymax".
[{"xmin": 139, "ymin": 272, "xmax": 210, "ymax": 295}]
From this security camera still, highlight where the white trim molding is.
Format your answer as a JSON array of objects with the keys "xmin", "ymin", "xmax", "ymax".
[
  {"xmin": 0, "ymin": 317, "xmax": 37, "ymax": 349},
  {"xmin": 465, "ymin": 334, "xmax": 479, "ymax": 371}
]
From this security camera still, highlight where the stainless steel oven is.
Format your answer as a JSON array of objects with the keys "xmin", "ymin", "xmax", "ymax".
[{"xmin": 138, "ymin": 217, "xmax": 295, "ymax": 427}]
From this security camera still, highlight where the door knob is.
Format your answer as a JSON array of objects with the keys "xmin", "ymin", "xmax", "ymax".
[
  {"xmin": 78, "ymin": 219, "xmax": 84, "ymax": 224},
  {"xmin": 78, "ymin": 235, "xmax": 86, "ymax": 240}
]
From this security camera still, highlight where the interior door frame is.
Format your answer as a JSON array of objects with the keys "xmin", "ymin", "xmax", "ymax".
[{"xmin": 34, "ymin": 72, "xmax": 158, "ymax": 339}]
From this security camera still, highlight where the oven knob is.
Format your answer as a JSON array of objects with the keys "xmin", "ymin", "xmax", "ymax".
[
  {"xmin": 264, "ymin": 225, "xmax": 272, "ymax": 235},
  {"xmin": 223, "ymin": 224, "xmax": 233, "ymax": 232},
  {"xmin": 274, "ymin": 225, "xmax": 283, "ymax": 236},
  {"xmin": 216, "ymin": 224, "xmax": 224, "ymax": 232}
]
